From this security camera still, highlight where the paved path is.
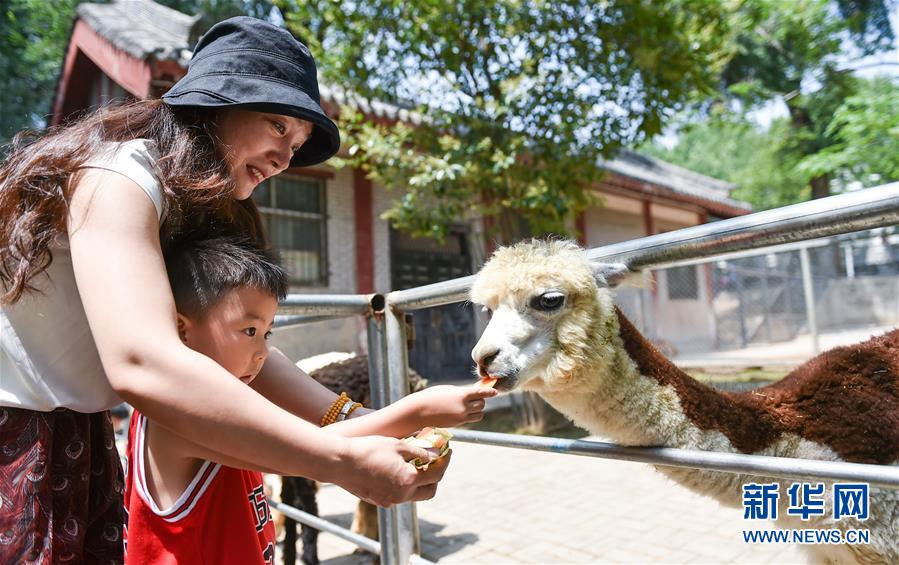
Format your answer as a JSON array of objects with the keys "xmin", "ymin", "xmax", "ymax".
[
  {"xmin": 673, "ymin": 324, "xmax": 893, "ymax": 368},
  {"xmin": 302, "ymin": 439, "xmax": 807, "ymax": 564}
]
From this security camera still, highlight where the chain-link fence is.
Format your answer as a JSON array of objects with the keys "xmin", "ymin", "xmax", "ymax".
[{"xmin": 616, "ymin": 226, "xmax": 899, "ymax": 363}]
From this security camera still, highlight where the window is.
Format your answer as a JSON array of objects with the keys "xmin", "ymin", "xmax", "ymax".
[
  {"xmin": 667, "ymin": 265, "xmax": 699, "ymax": 300},
  {"xmin": 252, "ymin": 174, "xmax": 328, "ymax": 286}
]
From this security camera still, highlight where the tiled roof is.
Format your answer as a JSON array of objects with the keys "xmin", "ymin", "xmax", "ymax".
[
  {"xmin": 319, "ymin": 84, "xmax": 424, "ymax": 126},
  {"xmin": 600, "ymin": 149, "xmax": 750, "ymax": 212},
  {"xmin": 76, "ymin": 0, "xmax": 199, "ymax": 66}
]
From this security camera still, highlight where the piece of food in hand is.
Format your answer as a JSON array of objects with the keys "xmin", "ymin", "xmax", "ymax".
[
  {"xmin": 478, "ymin": 376, "xmax": 498, "ymax": 389},
  {"xmin": 404, "ymin": 427, "xmax": 452, "ymax": 470}
]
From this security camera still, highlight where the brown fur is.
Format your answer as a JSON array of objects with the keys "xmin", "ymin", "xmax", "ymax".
[{"xmin": 616, "ymin": 308, "xmax": 899, "ymax": 464}]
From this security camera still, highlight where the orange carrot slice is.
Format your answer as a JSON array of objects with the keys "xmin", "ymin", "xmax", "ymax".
[{"xmin": 479, "ymin": 376, "xmax": 498, "ymax": 388}]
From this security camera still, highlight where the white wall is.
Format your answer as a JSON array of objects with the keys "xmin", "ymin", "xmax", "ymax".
[
  {"xmin": 653, "ymin": 217, "xmax": 716, "ymax": 353},
  {"xmin": 583, "ymin": 196, "xmax": 645, "ymax": 247},
  {"xmin": 582, "ymin": 201, "xmax": 651, "ymax": 333},
  {"xmin": 582, "ymin": 197, "xmax": 717, "ymax": 353},
  {"xmin": 372, "ymin": 181, "xmax": 393, "ymax": 294}
]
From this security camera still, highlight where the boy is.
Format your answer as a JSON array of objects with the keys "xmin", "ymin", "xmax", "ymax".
[
  {"xmin": 124, "ymin": 235, "xmax": 494, "ymax": 564},
  {"xmin": 124, "ymin": 236, "xmax": 285, "ymax": 564}
]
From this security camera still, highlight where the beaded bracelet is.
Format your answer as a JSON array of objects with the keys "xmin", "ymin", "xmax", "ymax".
[
  {"xmin": 335, "ymin": 398, "xmax": 355, "ymax": 422},
  {"xmin": 336, "ymin": 401, "xmax": 364, "ymax": 422},
  {"xmin": 321, "ymin": 392, "xmax": 350, "ymax": 427},
  {"xmin": 345, "ymin": 402, "xmax": 363, "ymax": 419}
]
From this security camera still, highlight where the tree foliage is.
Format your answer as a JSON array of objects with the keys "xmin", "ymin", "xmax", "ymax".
[
  {"xmin": 156, "ymin": 0, "xmax": 275, "ymax": 30},
  {"xmin": 647, "ymin": 0, "xmax": 897, "ymax": 209},
  {"xmin": 0, "ymin": 0, "xmax": 82, "ymax": 148},
  {"xmin": 641, "ymin": 117, "xmax": 810, "ymax": 210},
  {"xmin": 798, "ymin": 76, "xmax": 899, "ymax": 189},
  {"xmin": 716, "ymin": 0, "xmax": 895, "ymax": 199},
  {"xmin": 277, "ymin": 0, "xmax": 736, "ymax": 240}
]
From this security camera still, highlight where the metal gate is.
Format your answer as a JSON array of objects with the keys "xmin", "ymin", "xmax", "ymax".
[{"xmin": 390, "ymin": 228, "xmax": 476, "ymax": 382}]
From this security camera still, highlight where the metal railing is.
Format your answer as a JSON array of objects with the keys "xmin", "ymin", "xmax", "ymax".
[{"xmin": 272, "ymin": 181, "xmax": 899, "ymax": 564}]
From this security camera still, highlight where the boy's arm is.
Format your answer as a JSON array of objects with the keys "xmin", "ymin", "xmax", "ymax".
[
  {"xmin": 141, "ymin": 420, "xmax": 222, "ymax": 508},
  {"xmin": 325, "ymin": 384, "xmax": 494, "ymax": 438},
  {"xmin": 251, "ymin": 348, "xmax": 495, "ymax": 439},
  {"xmin": 249, "ymin": 346, "xmax": 342, "ymax": 424}
]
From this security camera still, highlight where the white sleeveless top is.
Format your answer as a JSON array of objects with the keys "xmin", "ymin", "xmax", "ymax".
[{"xmin": 1, "ymin": 139, "xmax": 165, "ymax": 412}]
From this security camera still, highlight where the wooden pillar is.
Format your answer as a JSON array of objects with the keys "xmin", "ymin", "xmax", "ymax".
[
  {"xmin": 353, "ymin": 169, "xmax": 375, "ymax": 293},
  {"xmin": 575, "ymin": 212, "xmax": 587, "ymax": 246}
]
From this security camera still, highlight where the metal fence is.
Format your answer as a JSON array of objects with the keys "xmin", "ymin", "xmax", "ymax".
[
  {"xmin": 623, "ymin": 226, "xmax": 899, "ymax": 361},
  {"xmin": 273, "ymin": 181, "xmax": 899, "ymax": 564}
]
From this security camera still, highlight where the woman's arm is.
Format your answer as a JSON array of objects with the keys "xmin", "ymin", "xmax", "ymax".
[
  {"xmin": 67, "ymin": 169, "xmax": 438, "ymax": 505},
  {"xmin": 251, "ymin": 347, "xmax": 496, "ymax": 438}
]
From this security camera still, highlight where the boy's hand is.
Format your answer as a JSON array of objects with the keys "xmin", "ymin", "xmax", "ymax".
[{"xmin": 409, "ymin": 384, "xmax": 498, "ymax": 427}]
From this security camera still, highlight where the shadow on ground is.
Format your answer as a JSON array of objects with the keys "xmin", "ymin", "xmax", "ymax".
[
  {"xmin": 283, "ymin": 513, "xmax": 478, "ymax": 564},
  {"xmin": 419, "ymin": 518, "xmax": 479, "ymax": 561}
]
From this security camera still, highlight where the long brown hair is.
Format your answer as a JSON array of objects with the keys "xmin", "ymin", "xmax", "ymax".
[{"xmin": 0, "ymin": 99, "xmax": 266, "ymax": 305}]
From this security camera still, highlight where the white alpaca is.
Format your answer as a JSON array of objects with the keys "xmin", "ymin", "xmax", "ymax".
[{"xmin": 470, "ymin": 239, "xmax": 899, "ymax": 564}]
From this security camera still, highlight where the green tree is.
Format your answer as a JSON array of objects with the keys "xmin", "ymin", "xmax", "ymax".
[
  {"xmin": 156, "ymin": 0, "xmax": 275, "ymax": 31},
  {"xmin": 718, "ymin": 0, "xmax": 896, "ymax": 199},
  {"xmin": 0, "ymin": 0, "xmax": 82, "ymax": 148},
  {"xmin": 641, "ymin": 117, "xmax": 810, "ymax": 210},
  {"xmin": 798, "ymin": 76, "xmax": 899, "ymax": 189},
  {"xmin": 277, "ymin": 0, "xmax": 736, "ymax": 240}
]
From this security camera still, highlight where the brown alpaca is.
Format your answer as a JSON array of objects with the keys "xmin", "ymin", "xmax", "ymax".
[
  {"xmin": 470, "ymin": 239, "xmax": 899, "ymax": 564},
  {"xmin": 277, "ymin": 354, "xmax": 427, "ymax": 565}
]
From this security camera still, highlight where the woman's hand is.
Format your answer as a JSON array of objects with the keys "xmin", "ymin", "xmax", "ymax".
[
  {"xmin": 407, "ymin": 384, "xmax": 498, "ymax": 428},
  {"xmin": 335, "ymin": 435, "xmax": 452, "ymax": 507}
]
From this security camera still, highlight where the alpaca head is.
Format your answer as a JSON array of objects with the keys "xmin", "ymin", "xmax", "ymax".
[{"xmin": 470, "ymin": 239, "xmax": 631, "ymax": 392}]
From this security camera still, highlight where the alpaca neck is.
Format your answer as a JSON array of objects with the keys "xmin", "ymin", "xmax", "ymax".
[{"xmin": 542, "ymin": 307, "xmax": 737, "ymax": 450}]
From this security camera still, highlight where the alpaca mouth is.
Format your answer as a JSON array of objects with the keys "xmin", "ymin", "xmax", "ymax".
[
  {"xmin": 491, "ymin": 376, "xmax": 518, "ymax": 392},
  {"xmin": 476, "ymin": 365, "xmax": 519, "ymax": 391}
]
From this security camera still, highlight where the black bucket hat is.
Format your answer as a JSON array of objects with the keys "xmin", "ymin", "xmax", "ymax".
[{"xmin": 162, "ymin": 16, "xmax": 340, "ymax": 167}]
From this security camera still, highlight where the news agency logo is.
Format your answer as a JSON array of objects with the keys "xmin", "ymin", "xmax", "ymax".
[
  {"xmin": 742, "ymin": 482, "xmax": 869, "ymax": 521},
  {"xmin": 741, "ymin": 482, "xmax": 870, "ymax": 545}
]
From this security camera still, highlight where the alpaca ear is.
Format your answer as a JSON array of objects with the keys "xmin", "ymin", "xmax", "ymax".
[{"xmin": 591, "ymin": 262, "xmax": 634, "ymax": 288}]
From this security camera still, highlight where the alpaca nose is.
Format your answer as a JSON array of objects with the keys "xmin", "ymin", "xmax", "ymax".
[{"xmin": 477, "ymin": 349, "xmax": 499, "ymax": 369}]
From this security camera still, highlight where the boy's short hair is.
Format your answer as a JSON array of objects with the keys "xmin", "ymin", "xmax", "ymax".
[{"xmin": 164, "ymin": 235, "xmax": 288, "ymax": 320}]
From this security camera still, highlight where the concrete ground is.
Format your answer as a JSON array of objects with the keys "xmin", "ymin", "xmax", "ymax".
[{"xmin": 300, "ymin": 439, "xmax": 808, "ymax": 564}]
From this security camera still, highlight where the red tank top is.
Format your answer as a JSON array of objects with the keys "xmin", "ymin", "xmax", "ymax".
[{"xmin": 124, "ymin": 412, "xmax": 276, "ymax": 564}]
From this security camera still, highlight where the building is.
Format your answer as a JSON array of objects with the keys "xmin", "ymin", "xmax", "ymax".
[{"xmin": 52, "ymin": 0, "xmax": 751, "ymax": 379}]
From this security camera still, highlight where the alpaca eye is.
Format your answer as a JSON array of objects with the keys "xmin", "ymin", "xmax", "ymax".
[{"xmin": 532, "ymin": 292, "xmax": 565, "ymax": 312}]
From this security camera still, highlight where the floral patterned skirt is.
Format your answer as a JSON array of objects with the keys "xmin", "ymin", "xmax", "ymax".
[{"xmin": 0, "ymin": 406, "xmax": 124, "ymax": 564}]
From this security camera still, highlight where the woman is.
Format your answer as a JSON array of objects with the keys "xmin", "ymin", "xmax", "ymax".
[{"xmin": 0, "ymin": 17, "xmax": 490, "ymax": 562}]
